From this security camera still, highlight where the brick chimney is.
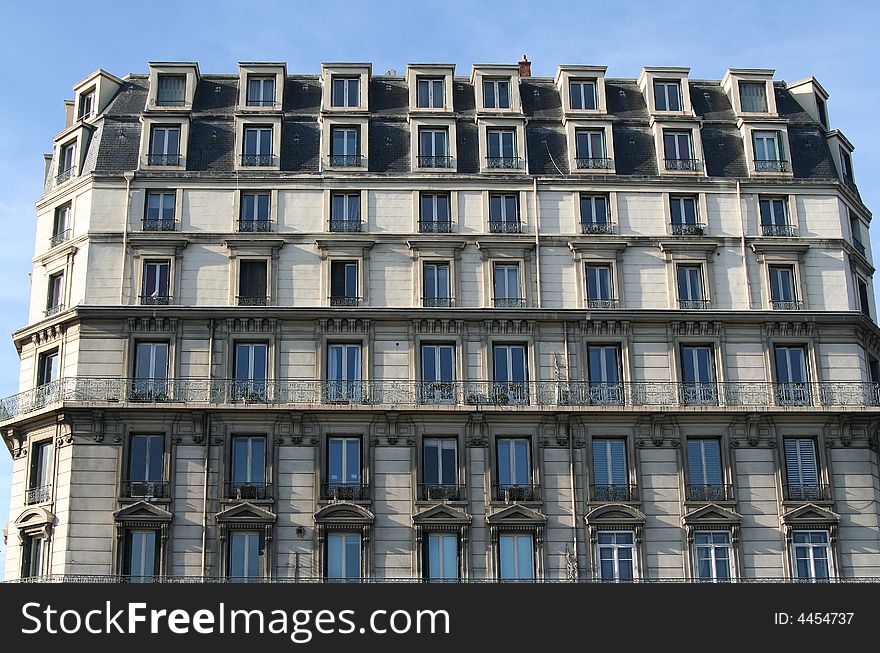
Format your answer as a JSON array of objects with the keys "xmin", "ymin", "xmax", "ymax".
[{"xmin": 519, "ymin": 54, "xmax": 531, "ymax": 78}]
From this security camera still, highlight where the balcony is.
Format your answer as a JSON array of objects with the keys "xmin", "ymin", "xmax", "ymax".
[
  {"xmin": 121, "ymin": 480, "xmax": 169, "ymax": 500},
  {"xmin": 493, "ymin": 297, "xmax": 526, "ymax": 309},
  {"xmin": 240, "ymin": 154, "xmax": 276, "ymax": 167},
  {"xmin": 142, "ymin": 218, "xmax": 176, "ymax": 232},
  {"xmin": 44, "ymin": 304, "xmax": 64, "ymax": 318},
  {"xmin": 783, "ymin": 483, "xmax": 831, "ymax": 502},
  {"xmin": 49, "ymin": 230, "xmax": 71, "ymax": 248},
  {"xmin": 55, "ymin": 166, "xmax": 77, "ymax": 184},
  {"xmin": 418, "ymin": 483, "xmax": 466, "ymax": 501},
  {"xmin": 330, "ymin": 296, "xmax": 361, "ymax": 307},
  {"xmin": 238, "ymin": 219, "xmax": 272, "ymax": 233},
  {"xmin": 328, "ymin": 154, "xmax": 363, "ymax": 167},
  {"xmin": 419, "ymin": 220, "xmax": 453, "ymax": 234},
  {"xmin": 246, "ymin": 98, "xmax": 276, "ymax": 107},
  {"xmin": 139, "ymin": 294, "xmax": 172, "ymax": 306},
  {"xmin": 761, "ymin": 224, "xmax": 796, "ymax": 237},
  {"xmin": 842, "ymin": 174, "xmax": 858, "ymax": 194},
  {"xmin": 853, "ymin": 239, "xmax": 867, "ymax": 257},
  {"xmin": 685, "ymin": 484, "xmax": 734, "ymax": 502},
  {"xmin": 25, "ymin": 484, "xmax": 52, "ymax": 505},
  {"xmin": 485, "ymin": 157, "xmax": 523, "ymax": 170},
  {"xmin": 581, "ymin": 221, "xmax": 614, "ymax": 235},
  {"xmin": 418, "ymin": 155, "xmax": 454, "ymax": 168},
  {"xmin": 3, "ymin": 379, "xmax": 880, "ymax": 423},
  {"xmin": 422, "ymin": 297, "xmax": 453, "ymax": 308},
  {"xmin": 587, "ymin": 298, "xmax": 619, "ymax": 309},
  {"xmin": 590, "ymin": 483, "xmax": 638, "ymax": 502},
  {"xmin": 678, "ymin": 299, "xmax": 711, "ymax": 310},
  {"xmin": 576, "ymin": 157, "xmax": 614, "ymax": 170},
  {"xmin": 237, "ymin": 296, "xmax": 269, "ymax": 307},
  {"xmin": 492, "ymin": 483, "xmax": 541, "ymax": 502},
  {"xmin": 329, "ymin": 219, "xmax": 362, "ymax": 233},
  {"xmin": 225, "ymin": 482, "xmax": 273, "ymax": 501},
  {"xmin": 754, "ymin": 159, "xmax": 790, "ymax": 173},
  {"xmin": 488, "ymin": 220, "xmax": 522, "ymax": 234},
  {"xmin": 664, "ymin": 158, "xmax": 703, "ymax": 172},
  {"xmin": 320, "ymin": 483, "xmax": 370, "ymax": 501},
  {"xmin": 771, "ymin": 300, "xmax": 803, "ymax": 311},
  {"xmin": 145, "ymin": 154, "xmax": 180, "ymax": 166},
  {"xmin": 671, "ymin": 222, "xmax": 705, "ymax": 236}
]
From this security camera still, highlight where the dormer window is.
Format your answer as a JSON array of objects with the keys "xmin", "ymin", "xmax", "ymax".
[
  {"xmin": 654, "ymin": 80, "xmax": 682, "ymax": 111},
  {"xmin": 247, "ymin": 76, "xmax": 276, "ymax": 107},
  {"xmin": 156, "ymin": 74, "xmax": 186, "ymax": 106},
  {"xmin": 840, "ymin": 147, "xmax": 854, "ymax": 185},
  {"xmin": 663, "ymin": 130, "xmax": 699, "ymax": 171},
  {"xmin": 816, "ymin": 96, "xmax": 829, "ymax": 129},
  {"xmin": 329, "ymin": 126, "xmax": 361, "ymax": 167},
  {"xmin": 149, "ymin": 126, "xmax": 181, "ymax": 166},
  {"xmin": 753, "ymin": 130, "xmax": 788, "ymax": 172},
  {"xmin": 57, "ymin": 141, "xmax": 77, "ymax": 182},
  {"xmin": 242, "ymin": 126, "xmax": 273, "ymax": 166},
  {"xmin": 486, "ymin": 129, "xmax": 519, "ymax": 169},
  {"xmin": 417, "ymin": 78, "xmax": 445, "ymax": 108},
  {"xmin": 418, "ymin": 128, "xmax": 450, "ymax": 167},
  {"xmin": 483, "ymin": 78, "xmax": 511, "ymax": 109},
  {"xmin": 739, "ymin": 81, "xmax": 768, "ymax": 113},
  {"xmin": 569, "ymin": 80, "xmax": 597, "ymax": 110},
  {"xmin": 78, "ymin": 90, "xmax": 95, "ymax": 120},
  {"xmin": 331, "ymin": 77, "xmax": 360, "ymax": 108},
  {"xmin": 575, "ymin": 129, "xmax": 609, "ymax": 169}
]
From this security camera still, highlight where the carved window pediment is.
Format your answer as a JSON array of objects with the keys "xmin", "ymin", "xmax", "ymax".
[
  {"xmin": 14, "ymin": 506, "xmax": 55, "ymax": 540},
  {"xmin": 413, "ymin": 504, "xmax": 472, "ymax": 527},
  {"xmin": 781, "ymin": 503, "xmax": 839, "ymax": 528},
  {"xmin": 682, "ymin": 503, "xmax": 742, "ymax": 527},
  {"xmin": 215, "ymin": 501, "xmax": 277, "ymax": 525},
  {"xmin": 585, "ymin": 503, "xmax": 646, "ymax": 527},
  {"xmin": 314, "ymin": 502, "xmax": 374, "ymax": 526}
]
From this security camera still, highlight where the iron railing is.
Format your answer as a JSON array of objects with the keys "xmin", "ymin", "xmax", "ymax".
[
  {"xmin": 590, "ymin": 484, "xmax": 639, "ymax": 502},
  {"xmin": 328, "ymin": 155, "xmax": 363, "ymax": 167},
  {"xmin": 139, "ymin": 294, "xmax": 172, "ymax": 306},
  {"xmin": 783, "ymin": 483, "xmax": 832, "ymax": 502},
  {"xmin": 240, "ymin": 154, "xmax": 276, "ymax": 167},
  {"xmin": 664, "ymin": 158, "xmax": 703, "ymax": 171},
  {"xmin": 671, "ymin": 222, "xmax": 705, "ymax": 236},
  {"xmin": 853, "ymin": 239, "xmax": 867, "ymax": 257},
  {"xmin": 55, "ymin": 166, "xmax": 77, "ymax": 184},
  {"xmin": 236, "ymin": 296, "xmax": 269, "ymax": 307},
  {"xmin": 754, "ymin": 159, "xmax": 790, "ymax": 173},
  {"xmin": 422, "ymin": 297, "xmax": 453, "ymax": 308},
  {"xmin": 485, "ymin": 157, "xmax": 523, "ymax": 169},
  {"xmin": 45, "ymin": 304, "xmax": 64, "ymax": 317},
  {"xmin": 493, "ymin": 297, "xmax": 526, "ymax": 308},
  {"xmin": 418, "ymin": 483, "xmax": 466, "ymax": 501},
  {"xmin": 49, "ymin": 230, "xmax": 71, "ymax": 248},
  {"xmin": 329, "ymin": 219, "xmax": 362, "ymax": 233},
  {"xmin": 761, "ymin": 224, "xmax": 796, "ymax": 237},
  {"xmin": 587, "ymin": 298, "xmax": 619, "ymax": 309},
  {"xmin": 685, "ymin": 484, "xmax": 734, "ymax": 502},
  {"xmin": 576, "ymin": 157, "xmax": 614, "ymax": 170},
  {"xmin": 329, "ymin": 296, "xmax": 360, "ymax": 307},
  {"xmin": 679, "ymin": 299, "xmax": 711, "ymax": 310},
  {"xmin": 492, "ymin": 483, "xmax": 541, "ymax": 502},
  {"xmin": 488, "ymin": 220, "xmax": 523, "ymax": 234},
  {"xmin": 225, "ymin": 482, "xmax": 273, "ymax": 501},
  {"xmin": 238, "ymin": 219, "xmax": 272, "ymax": 233},
  {"xmin": 246, "ymin": 98, "xmax": 276, "ymax": 107},
  {"xmin": 419, "ymin": 220, "xmax": 453, "ymax": 233},
  {"xmin": 25, "ymin": 484, "xmax": 52, "ymax": 505},
  {"xmin": 320, "ymin": 483, "xmax": 370, "ymax": 501},
  {"xmin": 121, "ymin": 480, "xmax": 169, "ymax": 499},
  {"xmin": 581, "ymin": 222, "xmax": 614, "ymax": 235},
  {"xmin": 146, "ymin": 154, "xmax": 180, "ymax": 166},
  {"xmin": 3, "ymin": 379, "xmax": 880, "ymax": 422},
  {"xmin": 142, "ymin": 218, "xmax": 176, "ymax": 231},
  {"xmin": 771, "ymin": 300, "xmax": 803, "ymax": 311},
  {"xmin": 418, "ymin": 155, "xmax": 453, "ymax": 168}
]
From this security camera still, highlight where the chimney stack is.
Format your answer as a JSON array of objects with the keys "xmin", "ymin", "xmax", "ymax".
[{"xmin": 519, "ymin": 54, "xmax": 531, "ymax": 78}]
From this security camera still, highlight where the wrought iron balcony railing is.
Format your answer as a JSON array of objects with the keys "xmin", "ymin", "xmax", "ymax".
[
  {"xmin": 240, "ymin": 154, "xmax": 276, "ymax": 167},
  {"xmin": 492, "ymin": 483, "xmax": 541, "ymax": 502},
  {"xmin": 418, "ymin": 483, "xmax": 466, "ymax": 501},
  {"xmin": 771, "ymin": 299, "xmax": 803, "ymax": 311},
  {"xmin": 761, "ymin": 224, "xmax": 796, "ymax": 237},
  {"xmin": 121, "ymin": 480, "xmax": 169, "ymax": 499},
  {"xmin": 320, "ymin": 483, "xmax": 370, "ymax": 501},
  {"xmin": 671, "ymin": 222, "xmax": 705, "ymax": 236},
  {"xmin": 576, "ymin": 157, "xmax": 614, "ymax": 170},
  {"xmin": 488, "ymin": 220, "xmax": 522, "ymax": 234},
  {"xmin": 418, "ymin": 155, "xmax": 453, "ymax": 168},
  {"xmin": 143, "ymin": 218, "xmax": 176, "ymax": 231},
  {"xmin": 146, "ymin": 154, "xmax": 180, "ymax": 166},
  {"xmin": 587, "ymin": 298, "xmax": 619, "ymax": 309},
  {"xmin": 139, "ymin": 294, "xmax": 172, "ymax": 306},
  {"xmin": 238, "ymin": 219, "xmax": 272, "ymax": 232},
  {"xmin": 25, "ymin": 484, "xmax": 52, "ymax": 505},
  {"xmin": 3, "ymin": 379, "xmax": 880, "ymax": 422},
  {"xmin": 328, "ymin": 154, "xmax": 363, "ymax": 167},
  {"xmin": 422, "ymin": 297, "xmax": 453, "ymax": 308},
  {"xmin": 679, "ymin": 299, "xmax": 711, "ymax": 310},
  {"xmin": 49, "ymin": 230, "xmax": 71, "ymax": 248},
  {"xmin": 685, "ymin": 484, "xmax": 734, "ymax": 502},
  {"xmin": 237, "ymin": 296, "xmax": 269, "ymax": 307},
  {"xmin": 853, "ymin": 239, "xmax": 867, "ymax": 257},
  {"xmin": 245, "ymin": 98, "xmax": 276, "ymax": 107},
  {"xmin": 55, "ymin": 166, "xmax": 77, "ymax": 184},
  {"xmin": 225, "ymin": 482, "xmax": 273, "ymax": 501},
  {"xmin": 581, "ymin": 221, "xmax": 614, "ymax": 235},
  {"xmin": 783, "ymin": 483, "xmax": 831, "ymax": 502},
  {"xmin": 329, "ymin": 219, "xmax": 362, "ymax": 233},
  {"xmin": 44, "ymin": 304, "xmax": 64, "ymax": 317},
  {"xmin": 485, "ymin": 156, "xmax": 523, "ymax": 169},
  {"xmin": 590, "ymin": 483, "xmax": 639, "ymax": 502},
  {"xmin": 329, "ymin": 296, "xmax": 361, "ymax": 307},
  {"xmin": 493, "ymin": 297, "xmax": 526, "ymax": 308},
  {"xmin": 419, "ymin": 220, "xmax": 453, "ymax": 233},
  {"xmin": 754, "ymin": 159, "xmax": 790, "ymax": 173},
  {"xmin": 664, "ymin": 158, "xmax": 703, "ymax": 171}
]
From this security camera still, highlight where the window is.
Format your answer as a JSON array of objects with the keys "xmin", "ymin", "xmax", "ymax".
[
  {"xmin": 233, "ymin": 342, "xmax": 268, "ymax": 400},
  {"xmin": 839, "ymin": 147, "xmax": 855, "ymax": 185},
  {"xmin": 587, "ymin": 345, "xmax": 622, "ymax": 404},
  {"xmin": 327, "ymin": 344, "xmax": 362, "ymax": 402},
  {"xmin": 569, "ymin": 79, "xmax": 597, "ymax": 110},
  {"xmin": 330, "ymin": 261, "xmax": 359, "ymax": 306},
  {"xmin": 420, "ymin": 193, "xmax": 451, "ymax": 233},
  {"xmin": 326, "ymin": 533, "xmax": 361, "ymax": 580},
  {"xmin": 497, "ymin": 438, "xmax": 531, "ymax": 495},
  {"xmin": 775, "ymin": 346, "xmax": 809, "ymax": 405},
  {"xmin": 124, "ymin": 530, "xmax": 160, "ymax": 582},
  {"xmin": 486, "ymin": 129, "xmax": 518, "ymax": 168},
  {"xmin": 498, "ymin": 533, "xmax": 534, "ymax": 580},
  {"xmin": 423, "ymin": 437, "xmax": 458, "ymax": 492},
  {"xmin": 231, "ymin": 436, "xmax": 267, "ymax": 499},
  {"xmin": 238, "ymin": 260, "xmax": 268, "ymax": 306},
  {"xmin": 580, "ymin": 195, "xmax": 610, "ymax": 233},
  {"xmin": 327, "ymin": 436, "xmax": 361, "ymax": 497},
  {"xmin": 687, "ymin": 439, "xmax": 725, "ymax": 501},
  {"xmin": 238, "ymin": 192, "xmax": 271, "ymax": 232},
  {"xmin": 850, "ymin": 211, "xmax": 864, "ymax": 253},
  {"xmin": 330, "ymin": 127, "xmax": 361, "ymax": 166},
  {"xmin": 493, "ymin": 344, "xmax": 528, "ymax": 404},
  {"xmin": 417, "ymin": 77, "xmax": 445, "ymax": 109},
  {"xmin": 784, "ymin": 439, "xmax": 821, "ymax": 500},
  {"xmin": 78, "ymin": 90, "xmax": 95, "ymax": 119},
  {"xmin": 145, "ymin": 192, "xmax": 175, "ymax": 230},
  {"xmin": 242, "ymin": 127, "xmax": 273, "ymax": 166},
  {"xmin": 52, "ymin": 203, "xmax": 72, "ymax": 246},
  {"xmin": 739, "ymin": 81, "xmax": 768, "ymax": 113},
  {"xmin": 592, "ymin": 439, "xmax": 630, "ymax": 501},
  {"xmin": 693, "ymin": 531, "xmax": 731, "ymax": 581},
  {"xmin": 493, "ymin": 263, "xmax": 522, "ymax": 308},
  {"xmin": 760, "ymin": 197, "xmax": 791, "ymax": 236},
  {"xmin": 247, "ymin": 76, "xmax": 275, "ymax": 107},
  {"xmin": 425, "ymin": 533, "xmax": 458, "ymax": 581},
  {"xmin": 27, "ymin": 441, "xmax": 52, "ymax": 505},
  {"xmin": 148, "ymin": 126, "xmax": 180, "ymax": 166},
  {"xmin": 586, "ymin": 264, "xmax": 615, "ymax": 308},
  {"xmin": 141, "ymin": 260, "xmax": 170, "ymax": 304},
  {"xmin": 654, "ymin": 80, "xmax": 682, "ymax": 111},
  {"xmin": 46, "ymin": 273, "xmax": 64, "ymax": 315},
  {"xmin": 229, "ymin": 531, "xmax": 265, "ymax": 580},
  {"xmin": 664, "ymin": 130, "xmax": 697, "ymax": 170},
  {"xmin": 792, "ymin": 531, "xmax": 832, "ymax": 581},
  {"xmin": 753, "ymin": 131, "xmax": 787, "ymax": 171},
  {"xmin": 21, "ymin": 536, "xmax": 46, "ymax": 579},
  {"xmin": 483, "ymin": 78, "xmax": 511, "ymax": 109},
  {"xmin": 769, "ymin": 266, "xmax": 799, "ymax": 310},
  {"xmin": 132, "ymin": 342, "xmax": 169, "ymax": 399},
  {"xmin": 156, "ymin": 74, "xmax": 185, "ymax": 106},
  {"xmin": 36, "ymin": 349, "xmax": 59, "ymax": 387},
  {"xmin": 418, "ymin": 128, "xmax": 450, "ymax": 167},
  {"xmin": 127, "ymin": 434, "xmax": 165, "ymax": 498},
  {"xmin": 816, "ymin": 96, "xmax": 829, "ymax": 129},
  {"xmin": 423, "ymin": 262, "xmax": 451, "ymax": 307},
  {"xmin": 58, "ymin": 141, "xmax": 77, "ymax": 181},
  {"xmin": 677, "ymin": 265, "xmax": 706, "ymax": 308},
  {"xmin": 858, "ymin": 278, "xmax": 872, "ymax": 319},
  {"xmin": 575, "ymin": 129, "xmax": 608, "ymax": 169},
  {"xmin": 331, "ymin": 77, "xmax": 360, "ymax": 107},
  {"xmin": 680, "ymin": 345, "xmax": 717, "ymax": 404},
  {"xmin": 330, "ymin": 193, "xmax": 361, "ymax": 232},
  {"xmin": 597, "ymin": 531, "xmax": 635, "ymax": 581},
  {"xmin": 488, "ymin": 193, "xmax": 520, "ymax": 233}
]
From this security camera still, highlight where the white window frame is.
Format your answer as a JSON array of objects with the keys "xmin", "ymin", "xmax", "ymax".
[
  {"xmin": 596, "ymin": 530, "xmax": 637, "ymax": 581},
  {"xmin": 791, "ymin": 530, "xmax": 834, "ymax": 581},
  {"xmin": 692, "ymin": 530, "xmax": 733, "ymax": 581},
  {"xmin": 654, "ymin": 81, "xmax": 682, "ymax": 112},
  {"xmin": 483, "ymin": 78, "xmax": 511, "ymax": 110},
  {"xmin": 331, "ymin": 77, "xmax": 360, "ymax": 108}
]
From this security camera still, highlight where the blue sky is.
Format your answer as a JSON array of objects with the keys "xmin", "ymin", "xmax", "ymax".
[{"xmin": 0, "ymin": 0, "xmax": 877, "ymax": 576}]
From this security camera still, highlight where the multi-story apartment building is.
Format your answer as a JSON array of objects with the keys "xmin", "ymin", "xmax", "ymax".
[{"xmin": 2, "ymin": 57, "xmax": 879, "ymax": 582}]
